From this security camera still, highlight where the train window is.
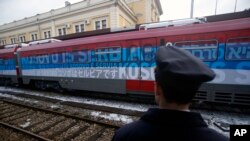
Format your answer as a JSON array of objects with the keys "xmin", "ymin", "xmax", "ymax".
[
  {"xmin": 58, "ymin": 52, "xmax": 67, "ymax": 64},
  {"xmin": 4, "ymin": 59, "xmax": 14, "ymax": 65},
  {"xmin": 37, "ymin": 54, "xmax": 50, "ymax": 64},
  {"xmin": 226, "ymin": 37, "xmax": 250, "ymax": 61},
  {"xmin": 0, "ymin": 59, "xmax": 3, "ymax": 65},
  {"xmin": 174, "ymin": 40, "xmax": 218, "ymax": 61},
  {"xmin": 143, "ymin": 45, "xmax": 157, "ymax": 61},
  {"xmin": 66, "ymin": 52, "xmax": 74, "ymax": 63},
  {"xmin": 129, "ymin": 46, "xmax": 140, "ymax": 61},
  {"xmin": 20, "ymin": 56, "xmax": 33, "ymax": 65},
  {"xmin": 22, "ymin": 57, "xmax": 30, "ymax": 65},
  {"xmin": 2, "ymin": 59, "xmax": 8, "ymax": 65},
  {"xmin": 25, "ymin": 54, "xmax": 48, "ymax": 65},
  {"xmin": 51, "ymin": 52, "xmax": 72, "ymax": 64},
  {"xmin": 0, "ymin": 65, "xmax": 4, "ymax": 70},
  {"xmin": 95, "ymin": 47, "xmax": 121, "ymax": 62},
  {"xmin": 72, "ymin": 50, "xmax": 91, "ymax": 63},
  {"xmin": 51, "ymin": 53, "xmax": 60, "ymax": 64}
]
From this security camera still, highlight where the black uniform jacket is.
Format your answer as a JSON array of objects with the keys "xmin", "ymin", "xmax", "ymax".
[{"xmin": 112, "ymin": 108, "xmax": 228, "ymax": 141}]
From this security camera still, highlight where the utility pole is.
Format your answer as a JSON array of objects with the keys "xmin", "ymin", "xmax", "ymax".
[
  {"xmin": 234, "ymin": 0, "xmax": 238, "ymax": 12},
  {"xmin": 215, "ymin": 0, "xmax": 218, "ymax": 15},
  {"xmin": 190, "ymin": 0, "xmax": 194, "ymax": 18}
]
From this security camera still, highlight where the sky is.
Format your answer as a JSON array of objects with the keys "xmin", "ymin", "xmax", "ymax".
[
  {"xmin": 161, "ymin": 0, "xmax": 250, "ymax": 20},
  {"xmin": 0, "ymin": 0, "xmax": 250, "ymax": 25}
]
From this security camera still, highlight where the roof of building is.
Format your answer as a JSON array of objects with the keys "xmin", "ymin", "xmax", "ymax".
[
  {"xmin": 20, "ymin": 17, "xmax": 250, "ymax": 53},
  {"xmin": 206, "ymin": 10, "xmax": 250, "ymax": 22}
]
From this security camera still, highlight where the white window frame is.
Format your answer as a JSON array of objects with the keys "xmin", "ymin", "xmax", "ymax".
[
  {"xmin": 94, "ymin": 18, "xmax": 107, "ymax": 30},
  {"xmin": 10, "ymin": 37, "xmax": 17, "ymax": 44},
  {"xmin": 31, "ymin": 33, "xmax": 38, "ymax": 41},
  {"xmin": 75, "ymin": 23, "xmax": 85, "ymax": 33},
  {"xmin": 19, "ymin": 35, "xmax": 26, "ymax": 43},
  {"xmin": 44, "ymin": 30, "xmax": 51, "ymax": 39},
  {"xmin": 1, "ymin": 40, "xmax": 6, "ymax": 45},
  {"xmin": 57, "ymin": 27, "xmax": 66, "ymax": 36}
]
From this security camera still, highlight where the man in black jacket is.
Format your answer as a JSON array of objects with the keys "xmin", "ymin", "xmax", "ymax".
[{"xmin": 112, "ymin": 45, "xmax": 229, "ymax": 141}]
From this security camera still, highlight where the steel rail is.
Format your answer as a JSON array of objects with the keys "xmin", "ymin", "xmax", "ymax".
[
  {"xmin": 1, "ymin": 99, "xmax": 121, "ymax": 129},
  {"xmin": 0, "ymin": 121, "xmax": 52, "ymax": 141}
]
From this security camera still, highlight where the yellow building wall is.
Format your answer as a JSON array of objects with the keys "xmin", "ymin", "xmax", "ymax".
[
  {"xmin": 126, "ymin": 0, "xmax": 160, "ymax": 24},
  {"xmin": 48, "ymin": 14, "xmax": 110, "ymax": 36},
  {"xmin": 151, "ymin": 1, "xmax": 160, "ymax": 22},
  {"xmin": 0, "ymin": 0, "xmax": 162, "ymax": 45},
  {"xmin": 119, "ymin": 15, "xmax": 132, "ymax": 27},
  {"xmin": 127, "ymin": 0, "xmax": 146, "ymax": 24},
  {"xmin": 0, "ymin": 15, "xmax": 111, "ymax": 45}
]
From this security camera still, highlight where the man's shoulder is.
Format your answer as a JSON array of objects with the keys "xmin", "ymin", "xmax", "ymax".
[
  {"xmin": 116, "ymin": 120, "xmax": 153, "ymax": 136},
  {"xmin": 112, "ymin": 121, "xmax": 229, "ymax": 141},
  {"xmin": 112, "ymin": 120, "xmax": 151, "ymax": 141},
  {"xmin": 192, "ymin": 127, "xmax": 229, "ymax": 141},
  {"xmin": 116, "ymin": 120, "xmax": 146, "ymax": 133}
]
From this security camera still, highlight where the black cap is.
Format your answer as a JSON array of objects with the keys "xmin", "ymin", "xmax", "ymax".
[{"xmin": 155, "ymin": 46, "xmax": 215, "ymax": 89}]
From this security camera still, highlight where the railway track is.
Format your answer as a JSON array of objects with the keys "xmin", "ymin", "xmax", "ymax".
[
  {"xmin": 0, "ymin": 88, "xmax": 249, "ymax": 115},
  {"xmin": 1, "ymin": 86, "xmax": 250, "ymax": 138},
  {"xmin": 0, "ymin": 89, "xmax": 145, "ymax": 117},
  {"xmin": 0, "ymin": 121, "xmax": 51, "ymax": 141},
  {"xmin": 0, "ymin": 100, "xmax": 120, "ymax": 141}
]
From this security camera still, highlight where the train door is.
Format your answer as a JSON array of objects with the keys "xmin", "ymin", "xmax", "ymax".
[
  {"xmin": 125, "ymin": 40, "xmax": 141, "ymax": 93},
  {"xmin": 14, "ymin": 47, "xmax": 22, "ymax": 84},
  {"xmin": 125, "ymin": 38, "xmax": 157, "ymax": 94},
  {"xmin": 139, "ymin": 38, "xmax": 157, "ymax": 94}
]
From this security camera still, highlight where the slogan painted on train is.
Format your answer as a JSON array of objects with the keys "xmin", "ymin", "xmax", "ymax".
[
  {"xmin": 19, "ymin": 42, "xmax": 250, "ymax": 84},
  {"xmin": 226, "ymin": 43, "xmax": 250, "ymax": 60},
  {"xmin": 21, "ymin": 47, "xmax": 157, "ymax": 65},
  {"xmin": 23, "ymin": 67, "xmax": 155, "ymax": 80}
]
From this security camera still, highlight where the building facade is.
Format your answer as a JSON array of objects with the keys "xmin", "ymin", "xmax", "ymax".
[{"xmin": 0, "ymin": 0, "xmax": 162, "ymax": 46}]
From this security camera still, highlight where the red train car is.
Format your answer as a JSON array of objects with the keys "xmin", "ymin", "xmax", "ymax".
[
  {"xmin": 0, "ymin": 45, "xmax": 21, "ymax": 85},
  {"xmin": 2, "ymin": 17, "xmax": 250, "ymax": 105}
]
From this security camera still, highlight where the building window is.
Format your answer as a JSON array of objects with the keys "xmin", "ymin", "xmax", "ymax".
[
  {"xmin": 95, "ymin": 19, "xmax": 107, "ymax": 30},
  {"xmin": 75, "ymin": 23, "xmax": 85, "ymax": 33},
  {"xmin": 1, "ymin": 40, "xmax": 6, "ymax": 45},
  {"xmin": 19, "ymin": 36, "xmax": 26, "ymax": 43},
  {"xmin": 11, "ymin": 38, "xmax": 17, "ymax": 44},
  {"xmin": 75, "ymin": 25, "xmax": 79, "ymax": 32},
  {"xmin": 58, "ymin": 28, "xmax": 66, "ymax": 36},
  {"xmin": 95, "ymin": 21, "xmax": 101, "ymax": 30},
  {"xmin": 44, "ymin": 31, "xmax": 51, "ymax": 39},
  {"xmin": 102, "ymin": 20, "xmax": 107, "ymax": 29},
  {"xmin": 31, "ymin": 33, "xmax": 38, "ymax": 41}
]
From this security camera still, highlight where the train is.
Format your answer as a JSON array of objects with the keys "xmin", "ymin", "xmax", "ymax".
[{"xmin": 0, "ymin": 17, "xmax": 249, "ymax": 106}]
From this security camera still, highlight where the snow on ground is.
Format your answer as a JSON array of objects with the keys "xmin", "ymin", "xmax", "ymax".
[
  {"xmin": 91, "ymin": 111, "xmax": 134, "ymax": 123},
  {"xmin": 0, "ymin": 92, "xmax": 39, "ymax": 104},
  {"xmin": 198, "ymin": 110, "xmax": 250, "ymax": 137},
  {"xmin": 19, "ymin": 121, "xmax": 31, "ymax": 128},
  {"xmin": 0, "ymin": 86, "xmax": 154, "ymax": 112}
]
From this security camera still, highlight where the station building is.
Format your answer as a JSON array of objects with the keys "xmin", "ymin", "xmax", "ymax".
[{"xmin": 0, "ymin": 0, "xmax": 162, "ymax": 46}]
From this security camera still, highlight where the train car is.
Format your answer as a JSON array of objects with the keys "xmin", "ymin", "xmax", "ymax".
[
  {"xmin": 0, "ymin": 45, "xmax": 21, "ymax": 85},
  {"xmin": 18, "ymin": 17, "xmax": 250, "ymax": 105}
]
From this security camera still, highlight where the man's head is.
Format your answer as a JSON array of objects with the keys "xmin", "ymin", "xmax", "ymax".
[{"xmin": 154, "ymin": 46, "xmax": 215, "ymax": 105}]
